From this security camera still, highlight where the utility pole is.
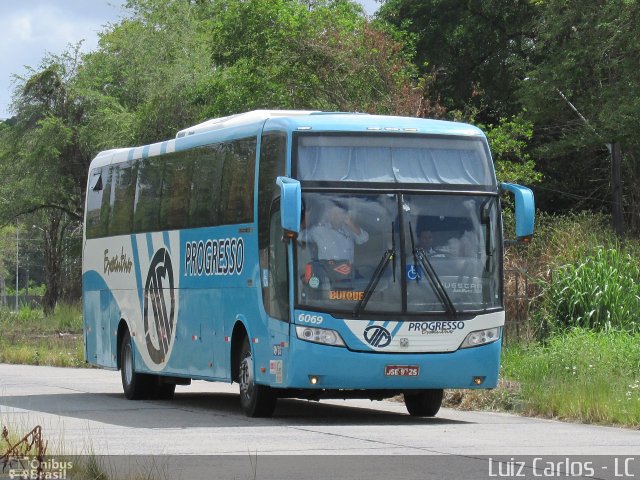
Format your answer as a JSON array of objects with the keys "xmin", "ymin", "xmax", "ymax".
[{"xmin": 15, "ymin": 220, "xmax": 19, "ymax": 310}]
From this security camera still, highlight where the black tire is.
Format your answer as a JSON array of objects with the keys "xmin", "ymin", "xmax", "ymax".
[
  {"xmin": 120, "ymin": 330, "xmax": 154, "ymax": 400},
  {"xmin": 152, "ymin": 378, "xmax": 176, "ymax": 400},
  {"xmin": 238, "ymin": 338, "xmax": 277, "ymax": 417},
  {"xmin": 404, "ymin": 389, "xmax": 444, "ymax": 417}
]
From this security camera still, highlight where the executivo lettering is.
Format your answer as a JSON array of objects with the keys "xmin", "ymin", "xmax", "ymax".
[{"xmin": 103, "ymin": 247, "xmax": 133, "ymax": 275}]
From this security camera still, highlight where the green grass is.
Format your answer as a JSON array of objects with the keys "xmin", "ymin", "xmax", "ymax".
[
  {"xmin": 502, "ymin": 329, "xmax": 640, "ymax": 426},
  {"xmin": 0, "ymin": 303, "xmax": 85, "ymax": 367},
  {"xmin": 446, "ymin": 329, "xmax": 640, "ymax": 427}
]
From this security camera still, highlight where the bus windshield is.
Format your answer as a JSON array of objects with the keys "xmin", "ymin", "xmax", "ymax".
[
  {"xmin": 296, "ymin": 134, "xmax": 495, "ymax": 186},
  {"xmin": 296, "ymin": 192, "xmax": 501, "ymax": 315}
]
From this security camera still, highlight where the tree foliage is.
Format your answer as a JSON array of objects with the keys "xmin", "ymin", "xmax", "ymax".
[
  {"xmin": 482, "ymin": 116, "xmax": 541, "ymax": 186},
  {"xmin": 380, "ymin": 0, "xmax": 640, "ymax": 233},
  {"xmin": 378, "ymin": 0, "xmax": 536, "ymax": 122},
  {"xmin": 517, "ymin": 0, "xmax": 640, "ymax": 229},
  {"xmin": 3, "ymin": 0, "xmax": 640, "ymax": 310},
  {"xmin": 0, "ymin": 0, "xmax": 427, "ymax": 308}
]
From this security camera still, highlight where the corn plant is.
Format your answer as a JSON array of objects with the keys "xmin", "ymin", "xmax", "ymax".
[{"xmin": 547, "ymin": 248, "xmax": 640, "ymax": 333}]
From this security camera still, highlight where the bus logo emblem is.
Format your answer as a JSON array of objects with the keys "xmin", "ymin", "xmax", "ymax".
[
  {"xmin": 363, "ymin": 325, "xmax": 392, "ymax": 348},
  {"xmin": 143, "ymin": 248, "xmax": 175, "ymax": 364}
]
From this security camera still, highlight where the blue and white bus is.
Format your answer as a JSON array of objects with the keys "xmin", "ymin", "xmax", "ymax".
[{"xmin": 83, "ymin": 110, "xmax": 534, "ymax": 417}]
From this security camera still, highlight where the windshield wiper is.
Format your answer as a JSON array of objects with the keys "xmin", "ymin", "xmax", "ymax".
[
  {"xmin": 408, "ymin": 222, "xmax": 457, "ymax": 318},
  {"xmin": 354, "ymin": 223, "xmax": 396, "ymax": 317}
]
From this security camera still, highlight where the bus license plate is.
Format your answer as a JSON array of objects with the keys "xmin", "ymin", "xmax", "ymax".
[{"xmin": 385, "ymin": 365, "xmax": 420, "ymax": 376}]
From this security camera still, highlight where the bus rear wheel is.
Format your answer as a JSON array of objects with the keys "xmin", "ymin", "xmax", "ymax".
[
  {"xmin": 404, "ymin": 389, "xmax": 444, "ymax": 417},
  {"xmin": 238, "ymin": 338, "xmax": 277, "ymax": 417},
  {"xmin": 121, "ymin": 330, "xmax": 154, "ymax": 400}
]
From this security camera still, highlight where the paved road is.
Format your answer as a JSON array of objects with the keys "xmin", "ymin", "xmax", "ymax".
[{"xmin": 1, "ymin": 364, "xmax": 638, "ymax": 478}]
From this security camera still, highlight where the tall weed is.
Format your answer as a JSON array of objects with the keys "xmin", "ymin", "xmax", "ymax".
[
  {"xmin": 504, "ymin": 211, "xmax": 640, "ymax": 339},
  {"xmin": 546, "ymin": 248, "xmax": 640, "ymax": 333},
  {"xmin": 51, "ymin": 302, "xmax": 83, "ymax": 332}
]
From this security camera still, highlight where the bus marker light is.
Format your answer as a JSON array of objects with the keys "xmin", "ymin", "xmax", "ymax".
[
  {"xmin": 224, "ymin": 336, "xmax": 230, "ymax": 342},
  {"xmin": 310, "ymin": 376, "xmax": 319, "ymax": 385},
  {"xmin": 252, "ymin": 338, "xmax": 259, "ymax": 344},
  {"xmin": 473, "ymin": 376, "xmax": 485, "ymax": 385},
  {"xmin": 261, "ymin": 367, "xmax": 266, "ymax": 373}
]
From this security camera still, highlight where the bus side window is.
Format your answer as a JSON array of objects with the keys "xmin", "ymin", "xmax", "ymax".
[
  {"xmin": 86, "ymin": 168, "xmax": 106, "ymax": 239},
  {"xmin": 190, "ymin": 144, "xmax": 223, "ymax": 228},
  {"xmin": 109, "ymin": 162, "xmax": 138, "ymax": 236},
  {"xmin": 134, "ymin": 157, "xmax": 164, "ymax": 233},
  {"xmin": 160, "ymin": 151, "xmax": 193, "ymax": 231},
  {"xmin": 99, "ymin": 167, "xmax": 113, "ymax": 236},
  {"xmin": 268, "ymin": 209, "xmax": 289, "ymax": 321},
  {"xmin": 258, "ymin": 132, "xmax": 287, "ymax": 318},
  {"xmin": 220, "ymin": 138, "xmax": 255, "ymax": 225}
]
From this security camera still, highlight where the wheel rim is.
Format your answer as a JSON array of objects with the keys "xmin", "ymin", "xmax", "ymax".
[
  {"xmin": 124, "ymin": 342, "xmax": 133, "ymax": 386},
  {"xmin": 239, "ymin": 352, "xmax": 254, "ymax": 403}
]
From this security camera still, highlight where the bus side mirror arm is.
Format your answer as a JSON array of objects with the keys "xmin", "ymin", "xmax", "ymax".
[
  {"xmin": 276, "ymin": 176, "xmax": 302, "ymax": 238},
  {"xmin": 500, "ymin": 183, "xmax": 535, "ymax": 243}
]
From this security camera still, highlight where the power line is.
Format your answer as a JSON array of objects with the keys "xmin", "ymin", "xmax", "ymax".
[{"xmin": 530, "ymin": 184, "xmax": 635, "ymax": 216}]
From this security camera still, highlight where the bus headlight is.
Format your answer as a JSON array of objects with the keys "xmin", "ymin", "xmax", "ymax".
[
  {"xmin": 296, "ymin": 326, "xmax": 346, "ymax": 347},
  {"xmin": 460, "ymin": 327, "xmax": 501, "ymax": 349}
]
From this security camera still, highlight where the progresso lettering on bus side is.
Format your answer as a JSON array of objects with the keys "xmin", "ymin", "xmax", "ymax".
[{"xmin": 184, "ymin": 237, "xmax": 245, "ymax": 276}]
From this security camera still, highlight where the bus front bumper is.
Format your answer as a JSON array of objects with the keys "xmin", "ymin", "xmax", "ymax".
[{"xmin": 270, "ymin": 337, "xmax": 502, "ymax": 391}]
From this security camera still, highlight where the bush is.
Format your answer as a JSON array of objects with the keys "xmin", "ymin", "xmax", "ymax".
[
  {"xmin": 504, "ymin": 211, "xmax": 640, "ymax": 339},
  {"xmin": 545, "ymin": 248, "xmax": 640, "ymax": 333}
]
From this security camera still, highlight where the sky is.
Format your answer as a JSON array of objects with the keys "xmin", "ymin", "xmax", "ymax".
[{"xmin": 0, "ymin": 0, "xmax": 380, "ymax": 119}]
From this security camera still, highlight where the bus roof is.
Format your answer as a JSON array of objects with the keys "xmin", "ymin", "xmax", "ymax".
[
  {"xmin": 175, "ymin": 110, "xmax": 321, "ymax": 138},
  {"xmin": 88, "ymin": 110, "xmax": 485, "ymax": 171}
]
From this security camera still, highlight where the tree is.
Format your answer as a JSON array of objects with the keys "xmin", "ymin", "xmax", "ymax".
[
  {"xmin": 195, "ymin": 0, "xmax": 425, "ymax": 117},
  {"xmin": 482, "ymin": 116, "xmax": 541, "ymax": 186},
  {"xmin": 0, "ymin": 48, "xmax": 87, "ymax": 313},
  {"xmin": 0, "ymin": 0, "xmax": 436, "ymax": 313},
  {"xmin": 77, "ymin": 0, "xmax": 213, "ymax": 144},
  {"xmin": 518, "ymin": 0, "xmax": 640, "ymax": 232},
  {"xmin": 377, "ymin": 0, "xmax": 537, "ymax": 122}
]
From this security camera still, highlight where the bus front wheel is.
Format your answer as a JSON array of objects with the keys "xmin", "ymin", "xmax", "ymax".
[
  {"xmin": 238, "ymin": 338, "xmax": 277, "ymax": 417},
  {"xmin": 404, "ymin": 389, "xmax": 444, "ymax": 417}
]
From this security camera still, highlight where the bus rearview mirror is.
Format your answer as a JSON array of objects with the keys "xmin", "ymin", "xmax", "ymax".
[
  {"xmin": 500, "ymin": 183, "xmax": 535, "ymax": 242},
  {"xmin": 276, "ymin": 176, "xmax": 302, "ymax": 235}
]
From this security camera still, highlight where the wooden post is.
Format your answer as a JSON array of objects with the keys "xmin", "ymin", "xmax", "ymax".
[{"xmin": 610, "ymin": 142, "xmax": 624, "ymax": 236}]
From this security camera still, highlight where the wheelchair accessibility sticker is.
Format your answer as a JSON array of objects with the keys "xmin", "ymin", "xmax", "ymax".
[{"xmin": 406, "ymin": 265, "xmax": 422, "ymax": 281}]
